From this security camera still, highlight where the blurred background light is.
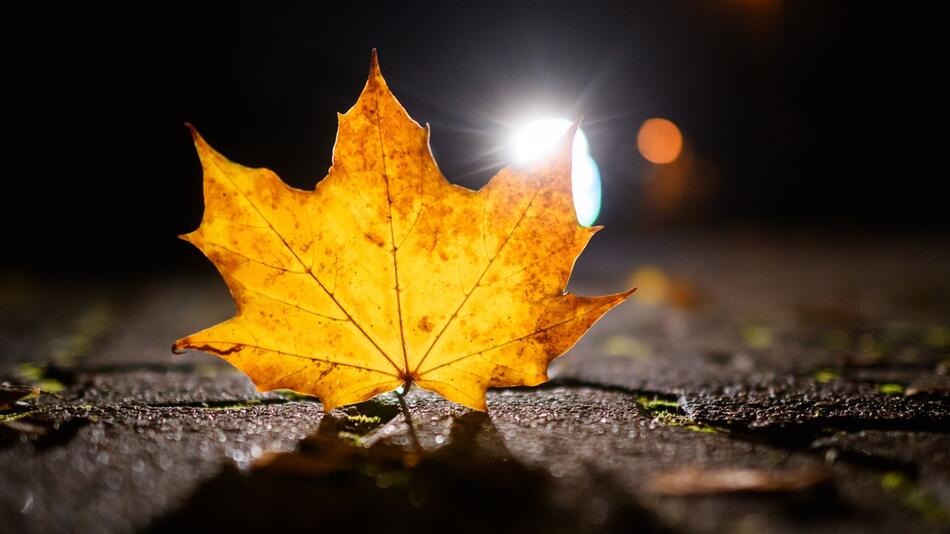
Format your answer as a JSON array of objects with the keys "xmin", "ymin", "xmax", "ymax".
[
  {"xmin": 637, "ymin": 118, "xmax": 683, "ymax": 164},
  {"xmin": 510, "ymin": 118, "xmax": 602, "ymax": 226}
]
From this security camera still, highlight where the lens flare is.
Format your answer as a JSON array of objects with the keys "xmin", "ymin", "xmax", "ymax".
[
  {"xmin": 637, "ymin": 118, "xmax": 683, "ymax": 164},
  {"xmin": 509, "ymin": 118, "xmax": 602, "ymax": 226}
]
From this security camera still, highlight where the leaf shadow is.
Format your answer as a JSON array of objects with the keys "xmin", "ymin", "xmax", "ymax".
[{"xmin": 147, "ymin": 408, "xmax": 669, "ymax": 533}]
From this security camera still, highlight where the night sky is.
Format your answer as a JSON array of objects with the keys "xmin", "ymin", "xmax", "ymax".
[{"xmin": 3, "ymin": 1, "xmax": 943, "ymax": 274}]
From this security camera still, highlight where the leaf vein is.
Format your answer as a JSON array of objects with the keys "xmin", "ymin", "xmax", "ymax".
[
  {"xmin": 418, "ymin": 299, "xmax": 615, "ymax": 375},
  {"xmin": 206, "ymin": 156, "xmax": 403, "ymax": 375},
  {"xmin": 193, "ymin": 341, "xmax": 400, "ymax": 377},
  {"xmin": 412, "ymin": 185, "xmax": 543, "ymax": 373}
]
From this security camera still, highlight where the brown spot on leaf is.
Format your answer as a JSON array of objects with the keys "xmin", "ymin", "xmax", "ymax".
[{"xmin": 418, "ymin": 316, "xmax": 434, "ymax": 333}]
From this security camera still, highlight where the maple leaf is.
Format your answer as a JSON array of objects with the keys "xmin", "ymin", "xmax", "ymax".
[{"xmin": 174, "ymin": 51, "xmax": 633, "ymax": 411}]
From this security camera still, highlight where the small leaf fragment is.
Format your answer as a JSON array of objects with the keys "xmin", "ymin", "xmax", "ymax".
[{"xmin": 0, "ymin": 384, "xmax": 41, "ymax": 410}]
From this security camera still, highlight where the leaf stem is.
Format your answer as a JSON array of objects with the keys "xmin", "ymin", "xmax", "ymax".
[{"xmin": 395, "ymin": 380, "xmax": 421, "ymax": 451}]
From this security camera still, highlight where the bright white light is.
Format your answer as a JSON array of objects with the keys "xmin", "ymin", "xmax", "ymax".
[
  {"xmin": 509, "ymin": 118, "xmax": 602, "ymax": 226},
  {"xmin": 510, "ymin": 118, "xmax": 588, "ymax": 163}
]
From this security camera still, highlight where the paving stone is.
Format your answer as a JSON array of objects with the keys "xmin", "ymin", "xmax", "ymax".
[{"xmin": 2, "ymin": 234, "xmax": 949, "ymax": 532}]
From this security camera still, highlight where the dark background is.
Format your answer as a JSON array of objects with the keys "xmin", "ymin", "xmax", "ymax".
[{"xmin": 2, "ymin": 1, "xmax": 943, "ymax": 275}]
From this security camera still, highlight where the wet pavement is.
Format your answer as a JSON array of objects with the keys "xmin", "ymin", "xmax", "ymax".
[{"xmin": 2, "ymin": 233, "xmax": 949, "ymax": 533}]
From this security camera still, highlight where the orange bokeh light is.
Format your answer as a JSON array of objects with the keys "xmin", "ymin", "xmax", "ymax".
[{"xmin": 637, "ymin": 118, "xmax": 683, "ymax": 164}]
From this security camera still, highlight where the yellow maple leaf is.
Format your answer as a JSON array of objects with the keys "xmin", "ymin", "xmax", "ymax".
[{"xmin": 174, "ymin": 51, "xmax": 633, "ymax": 411}]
